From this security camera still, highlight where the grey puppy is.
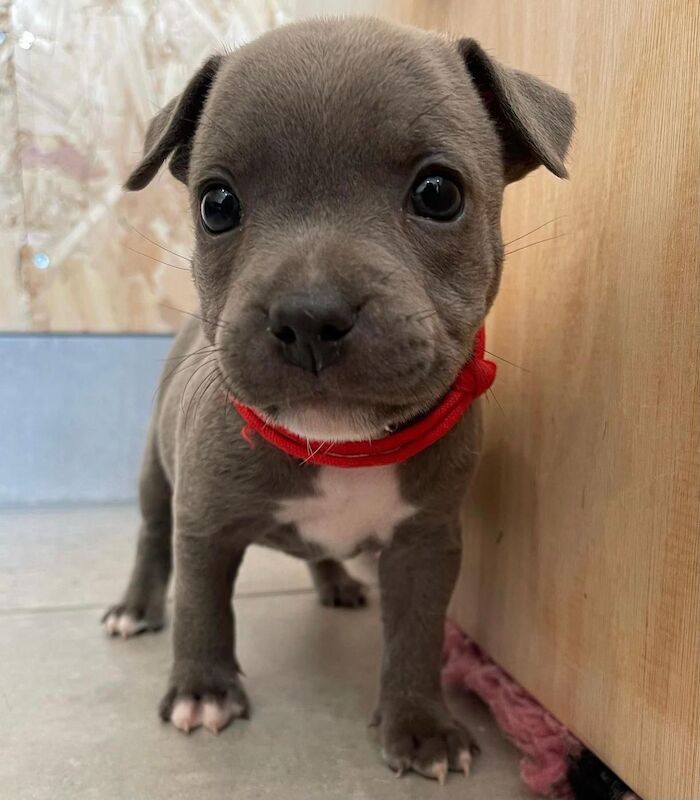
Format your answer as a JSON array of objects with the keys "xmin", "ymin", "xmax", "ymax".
[{"xmin": 104, "ymin": 16, "xmax": 574, "ymax": 783}]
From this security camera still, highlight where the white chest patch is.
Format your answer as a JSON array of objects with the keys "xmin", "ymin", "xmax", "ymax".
[{"xmin": 274, "ymin": 465, "xmax": 417, "ymax": 559}]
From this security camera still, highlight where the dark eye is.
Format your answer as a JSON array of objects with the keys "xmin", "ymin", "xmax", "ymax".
[
  {"xmin": 200, "ymin": 185, "xmax": 241, "ymax": 233},
  {"xmin": 410, "ymin": 173, "xmax": 463, "ymax": 221}
]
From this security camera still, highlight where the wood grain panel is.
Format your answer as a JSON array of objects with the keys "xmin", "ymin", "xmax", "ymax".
[{"xmin": 442, "ymin": 3, "xmax": 700, "ymax": 798}]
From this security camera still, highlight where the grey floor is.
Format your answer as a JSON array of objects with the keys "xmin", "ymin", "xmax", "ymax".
[{"xmin": 0, "ymin": 505, "xmax": 530, "ymax": 800}]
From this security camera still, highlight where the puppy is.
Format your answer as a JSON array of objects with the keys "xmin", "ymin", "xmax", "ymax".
[{"xmin": 105, "ymin": 17, "xmax": 574, "ymax": 783}]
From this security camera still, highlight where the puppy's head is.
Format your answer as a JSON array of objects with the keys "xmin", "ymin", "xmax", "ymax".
[{"xmin": 127, "ymin": 18, "xmax": 574, "ymax": 441}]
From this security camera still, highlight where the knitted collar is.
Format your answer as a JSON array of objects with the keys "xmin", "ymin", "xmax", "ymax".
[{"xmin": 231, "ymin": 327, "xmax": 496, "ymax": 468}]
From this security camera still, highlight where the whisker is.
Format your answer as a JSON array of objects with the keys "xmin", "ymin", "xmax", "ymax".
[
  {"xmin": 503, "ymin": 216, "xmax": 565, "ymax": 247},
  {"xmin": 184, "ymin": 366, "xmax": 218, "ymax": 430},
  {"xmin": 408, "ymin": 92, "xmax": 454, "ymax": 127},
  {"xmin": 488, "ymin": 387, "xmax": 505, "ymax": 416},
  {"xmin": 483, "ymin": 349, "xmax": 531, "ymax": 373},
  {"xmin": 121, "ymin": 220, "xmax": 192, "ymax": 263},
  {"xmin": 505, "ymin": 232, "xmax": 567, "ymax": 257},
  {"xmin": 180, "ymin": 358, "xmax": 220, "ymax": 416},
  {"xmin": 198, "ymin": 109, "xmax": 241, "ymax": 152},
  {"xmin": 405, "ymin": 308, "xmax": 429, "ymax": 321},
  {"xmin": 154, "ymin": 349, "xmax": 218, "ymax": 403},
  {"xmin": 414, "ymin": 310, "xmax": 439, "ymax": 324},
  {"xmin": 215, "ymin": 374, "xmax": 231, "ymax": 426},
  {"xmin": 405, "ymin": 306, "xmax": 441, "ymax": 322},
  {"xmin": 192, "ymin": 367, "xmax": 223, "ymax": 426},
  {"xmin": 158, "ymin": 350, "xmax": 222, "ymax": 392},
  {"xmin": 159, "ymin": 303, "xmax": 228, "ymax": 330},
  {"xmin": 408, "ymin": 294, "xmax": 466, "ymax": 319},
  {"xmin": 124, "ymin": 244, "xmax": 190, "ymax": 272},
  {"xmin": 301, "ymin": 439, "xmax": 332, "ymax": 466},
  {"xmin": 220, "ymin": 378, "xmax": 235, "ymax": 426},
  {"xmin": 161, "ymin": 344, "xmax": 220, "ymax": 364}
]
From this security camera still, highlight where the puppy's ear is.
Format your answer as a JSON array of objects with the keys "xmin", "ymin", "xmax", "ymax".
[
  {"xmin": 125, "ymin": 55, "xmax": 223, "ymax": 191},
  {"xmin": 458, "ymin": 39, "xmax": 575, "ymax": 182}
]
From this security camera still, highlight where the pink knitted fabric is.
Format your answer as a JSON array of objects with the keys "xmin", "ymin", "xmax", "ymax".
[{"xmin": 442, "ymin": 620, "xmax": 583, "ymax": 798}]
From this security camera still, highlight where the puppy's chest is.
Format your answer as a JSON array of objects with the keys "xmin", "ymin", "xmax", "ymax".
[{"xmin": 274, "ymin": 465, "xmax": 417, "ymax": 559}]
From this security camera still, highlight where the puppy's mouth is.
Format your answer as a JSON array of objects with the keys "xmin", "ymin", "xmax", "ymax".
[{"xmin": 218, "ymin": 349, "xmax": 451, "ymax": 439}]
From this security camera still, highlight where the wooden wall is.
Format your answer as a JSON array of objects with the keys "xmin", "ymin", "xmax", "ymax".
[{"xmin": 442, "ymin": 3, "xmax": 700, "ymax": 798}]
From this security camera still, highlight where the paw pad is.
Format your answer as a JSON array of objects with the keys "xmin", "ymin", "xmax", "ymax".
[
  {"xmin": 103, "ymin": 611, "xmax": 148, "ymax": 638},
  {"xmin": 170, "ymin": 695, "xmax": 246, "ymax": 734}
]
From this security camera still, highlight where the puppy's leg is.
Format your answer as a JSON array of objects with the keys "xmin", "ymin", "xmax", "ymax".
[
  {"xmin": 104, "ymin": 431, "xmax": 172, "ymax": 638},
  {"xmin": 374, "ymin": 519, "xmax": 478, "ymax": 783},
  {"xmin": 159, "ymin": 529, "xmax": 249, "ymax": 734},
  {"xmin": 308, "ymin": 559, "xmax": 367, "ymax": 608}
]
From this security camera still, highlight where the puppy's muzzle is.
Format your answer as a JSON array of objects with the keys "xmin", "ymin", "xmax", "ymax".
[{"xmin": 268, "ymin": 289, "xmax": 356, "ymax": 375}]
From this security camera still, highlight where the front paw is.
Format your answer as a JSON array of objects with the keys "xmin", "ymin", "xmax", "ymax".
[
  {"xmin": 159, "ymin": 662, "xmax": 250, "ymax": 735},
  {"xmin": 102, "ymin": 603, "xmax": 164, "ymax": 638},
  {"xmin": 374, "ymin": 700, "xmax": 479, "ymax": 783}
]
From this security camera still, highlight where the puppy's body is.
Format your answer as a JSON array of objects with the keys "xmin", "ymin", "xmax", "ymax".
[{"xmin": 106, "ymin": 17, "xmax": 573, "ymax": 782}]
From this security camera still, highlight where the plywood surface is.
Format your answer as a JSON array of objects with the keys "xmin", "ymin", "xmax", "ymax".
[
  {"xmin": 444, "ymin": 3, "xmax": 700, "ymax": 798},
  {"xmin": 0, "ymin": 0, "xmax": 294, "ymax": 332},
  {"xmin": 0, "ymin": 0, "xmax": 30, "ymax": 329}
]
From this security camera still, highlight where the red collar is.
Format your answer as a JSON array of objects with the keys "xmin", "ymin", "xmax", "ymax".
[{"xmin": 231, "ymin": 327, "xmax": 496, "ymax": 468}]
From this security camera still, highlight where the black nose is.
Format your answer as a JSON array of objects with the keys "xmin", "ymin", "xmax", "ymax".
[{"xmin": 268, "ymin": 291, "xmax": 355, "ymax": 374}]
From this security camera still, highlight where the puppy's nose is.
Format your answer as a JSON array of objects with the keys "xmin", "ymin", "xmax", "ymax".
[{"xmin": 268, "ymin": 291, "xmax": 355, "ymax": 374}]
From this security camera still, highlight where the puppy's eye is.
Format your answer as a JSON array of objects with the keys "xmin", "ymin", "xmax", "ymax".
[
  {"xmin": 200, "ymin": 185, "xmax": 241, "ymax": 233},
  {"xmin": 410, "ymin": 174, "xmax": 463, "ymax": 221}
]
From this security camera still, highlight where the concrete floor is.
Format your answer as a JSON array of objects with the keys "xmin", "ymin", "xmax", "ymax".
[{"xmin": 0, "ymin": 505, "xmax": 530, "ymax": 800}]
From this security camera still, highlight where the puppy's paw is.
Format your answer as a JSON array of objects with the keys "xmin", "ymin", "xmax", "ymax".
[
  {"xmin": 159, "ymin": 668, "xmax": 249, "ymax": 735},
  {"xmin": 102, "ymin": 604, "xmax": 163, "ymax": 638},
  {"xmin": 317, "ymin": 572, "xmax": 367, "ymax": 609},
  {"xmin": 165, "ymin": 692, "xmax": 247, "ymax": 735},
  {"xmin": 373, "ymin": 702, "xmax": 479, "ymax": 783}
]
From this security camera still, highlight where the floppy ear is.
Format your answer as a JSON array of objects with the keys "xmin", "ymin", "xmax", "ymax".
[
  {"xmin": 125, "ymin": 55, "xmax": 223, "ymax": 191},
  {"xmin": 458, "ymin": 39, "xmax": 575, "ymax": 183}
]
